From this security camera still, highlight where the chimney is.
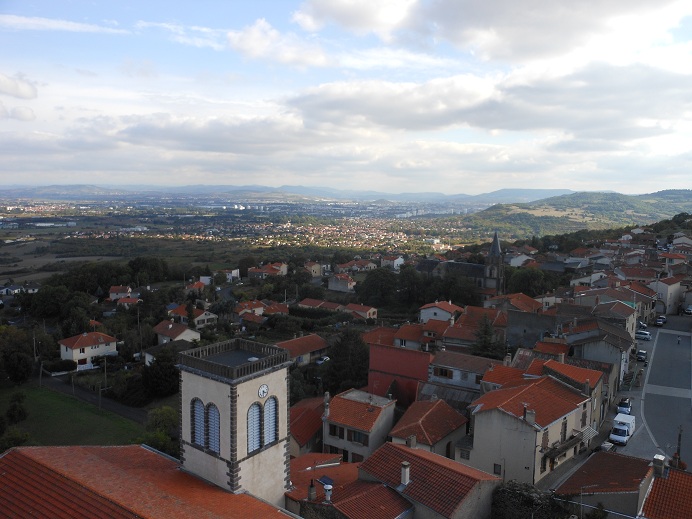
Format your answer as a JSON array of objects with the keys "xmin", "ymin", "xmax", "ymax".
[
  {"xmin": 401, "ymin": 461, "xmax": 411, "ymax": 486},
  {"xmin": 524, "ymin": 408, "xmax": 536, "ymax": 425},
  {"xmin": 584, "ymin": 379, "xmax": 590, "ymax": 395},
  {"xmin": 406, "ymin": 435, "xmax": 417, "ymax": 448},
  {"xmin": 653, "ymin": 454, "xmax": 666, "ymax": 476},
  {"xmin": 308, "ymin": 479, "xmax": 317, "ymax": 501},
  {"xmin": 504, "ymin": 353, "xmax": 512, "ymax": 366},
  {"xmin": 558, "ymin": 352, "xmax": 565, "ymax": 363},
  {"xmin": 323, "ymin": 484, "xmax": 333, "ymax": 503}
]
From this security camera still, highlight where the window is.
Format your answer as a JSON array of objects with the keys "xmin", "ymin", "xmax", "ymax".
[
  {"xmin": 347, "ymin": 429, "xmax": 368, "ymax": 446},
  {"xmin": 434, "ymin": 367, "xmax": 452, "ymax": 379},
  {"xmin": 79, "ymin": 348, "xmax": 85, "ymax": 354},
  {"xmin": 493, "ymin": 463, "xmax": 502, "ymax": 476},
  {"xmin": 461, "ymin": 371, "xmax": 468, "ymax": 381},
  {"xmin": 351, "ymin": 453, "xmax": 363, "ymax": 462},
  {"xmin": 192, "ymin": 399, "xmax": 205, "ymax": 446},
  {"xmin": 459, "ymin": 449, "xmax": 470, "ymax": 460},
  {"xmin": 329, "ymin": 424, "xmax": 344, "ymax": 439},
  {"xmin": 264, "ymin": 397, "xmax": 277, "ymax": 445},
  {"xmin": 207, "ymin": 404, "xmax": 220, "ymax": 453},
  {"xmin": 560, "ymin": 419, "xmax": 567, "ymax": 442},
  {"xmin": 248, "ymin": 403, "xmax": 261, "ymax": 453}
]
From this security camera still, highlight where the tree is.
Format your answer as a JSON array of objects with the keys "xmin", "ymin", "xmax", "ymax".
[
  {"xmin": 2, "ymin": 350, "xmax": 33, "ymax": 385},
  {"xmin": 471, "ymin": 315, "xmax": 506, "ymax": 360},
  {"xmin": 357, "ymin": 268, "xmax": 398, "ymax": 307},
  {"xmin": 143, "ymin": 348, "xmax": 180, "ymax": 398},
  {"xmin": 322, "ymin": 328, "xmax": 369, "ymax": 395},
  {"xmin": 507, "ymin": 267, "xmax": 549, "ymax": 297},
  {"xmin": 397, "ymin": 265, "xmax": 425, "ymax": 307},
  {"xmin": 492, "ymin": 480, "xmax": 569, "ymax": 519}
]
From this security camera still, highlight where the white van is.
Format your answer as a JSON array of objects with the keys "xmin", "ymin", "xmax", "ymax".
[{"xmin": 609, "ymin": 413, "xmax": 636, "ymax": 445}]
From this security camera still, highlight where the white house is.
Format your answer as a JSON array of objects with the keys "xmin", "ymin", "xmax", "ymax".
[{"xmin": 58, "ymin": 332, "xmax": 118, "ymax": 370}]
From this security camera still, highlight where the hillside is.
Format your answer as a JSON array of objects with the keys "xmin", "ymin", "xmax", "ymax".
[{"xmin": 454, "ymin": 190, "xmax": 692, "ymax": 239}]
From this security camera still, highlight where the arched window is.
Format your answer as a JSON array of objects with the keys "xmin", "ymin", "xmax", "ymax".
[
  {"xmin": 264, "ymin": 397, "xmax": 277, "ymax": 445},
  {"xmin": 192, "ymin": 398, "xmax": 205, "ymax": 446},
  {"xmin": 207, "ymin": 403, "xmax": 220, "ymax": 453},
  {"xmin": 248, "ymin": 403, "xmax": 261, "ymax": 453}
]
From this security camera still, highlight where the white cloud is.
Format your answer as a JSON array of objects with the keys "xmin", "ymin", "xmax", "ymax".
[
  {"xmin": 227, "ymin": 19, "xmax": 328, "ymax": 67},
  {"xmin": 10, "ymin": 106, "xmax": 35, "ymax": 121},
  {"xmin": 293, "ymin": 0, "xmax": 418, "ymax": 41},
  {"xmin": 0, "ymin": 73, "xmax": 38, "ymax": 99},
  {"xmin": 0, "ymin": 14, "xmax": 127, "ymax": 34},
  {"xmin": 134, "ymin": 21, "xmax": 227, "ymax": 50}
]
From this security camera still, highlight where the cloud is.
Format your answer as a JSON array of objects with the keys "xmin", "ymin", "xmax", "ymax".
[
  {"xmin": 0, "ymin": 73, "xmax": 38, "ymax": 99},
  {"xmin": 293, "ymin": 0, "xmax": 418, "ymax": 41},
  {"xmin": 134, "ymin": 21, "xmax": 227, "ymax": 50},
  {"xmin": 0, "ymin": 14, "xmax": 127, "ymax": 34},
  {"xmin": 10, "ymin": 106, "xmax": 36, "ymax": 121},
  {"xmin": 227, "ymin": 19, "xmax": 328, "ymax": 67},
  {"xmin": 120, "ymin": 59, "xmax": 158, "ymax": 79}
]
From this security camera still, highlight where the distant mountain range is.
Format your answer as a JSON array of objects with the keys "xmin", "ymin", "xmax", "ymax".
[{"xmin": 0, "ymin": 184, "xmax": 576, "ymax": 204}]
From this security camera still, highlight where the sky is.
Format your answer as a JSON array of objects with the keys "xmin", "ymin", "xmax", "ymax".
[{"xmin": 2, "ymin": 1, "xmax": 692, "ymax": 195}]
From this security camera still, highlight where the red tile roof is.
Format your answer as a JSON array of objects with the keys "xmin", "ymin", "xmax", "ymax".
[
  {"xmin": 641, "ymin": 467, "xmax": 692, "ymax": 519},
  {"xmin": 287, "ymin": 453, "xmax": 359, "ymax": 503},
  {"xmin": 554, "ymin": 451, "xmax": 651, "ymax": 496},
  {"xmin": 58, "ymin": 331, "xmax": 117, "ymax": 350},
  {"xmin": 419, "ymin": 301, "xmax": 464, "ymax": 313},
  {"xmin": 360, "ymin": 443, "xmax": 499, "ymax": 518},
  {"xmin": 328, "ymin": 390, "xmax": 394, "ymax": 432},
  {"xmin": 472, "ymin": 377, "xmax": 586, "ymax": 427},
  {"xmin": 362, "ymin": 327, "xmax": 398, "ymax": 346},
  {"xmin": 481, "ymin": 364, "xmax": 526, "ymax": 385},
  {"xmin": 290, "ymin": 397, "xmax": 325, "ymax": 448},
  {"xmin": 533, "ymin": 341, "xmax": 570, "ymax": 356},
  {"xmin": 0, "ymin": 445, "xmax": 290, "ymax": 519},
  {"xmin": 333, "ymin": 480, "xmax": 413, "ymax": 519},
  {"xmin": 153, "ymin": 320, "xmax": 198, "ymax": 339},
  {"xmin": 277, "ymin": 334, "xmax": 327, "ymax": 358},
  {"xmin": 543, "ymin": 359, "xmax": 603, "ymax": 389},
  {"xmin": 389, "ymin": 400, "xmax": 467, "ymax": 446}
]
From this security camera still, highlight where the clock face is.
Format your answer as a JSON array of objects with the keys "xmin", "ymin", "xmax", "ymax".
[{"xmin": 258, "ymin": 384, "xmax": 269, "ymax": 398}]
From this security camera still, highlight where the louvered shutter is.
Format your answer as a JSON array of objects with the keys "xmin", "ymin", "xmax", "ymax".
[
  {"xmin": 248, "ymin": 403, "xmax": 261, "ymax": 453},
  {"xmin": 207, "ymin": 404, "xmax": 220, "ymax": 453},
  {"xmin": 193, "ymin": 399, "xmax": 204, "ymax": 446},
  {"xmin": 264, "ymin": 397, "xmax": 277, "ymax": 444}
]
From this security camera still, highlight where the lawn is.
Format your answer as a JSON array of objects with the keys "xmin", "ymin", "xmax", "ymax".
[{"xmin": 0, "ymin": 383, "xmax": 145, "ymax": 447}]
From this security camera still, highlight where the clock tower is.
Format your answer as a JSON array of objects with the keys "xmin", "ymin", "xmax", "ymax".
[{"xmin": 178, "ymin": 338, "xmax": 292, "ymax": 506}]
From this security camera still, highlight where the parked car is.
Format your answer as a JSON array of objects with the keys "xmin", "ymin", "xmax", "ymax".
[
  {"xmin": 636, "ymin": 349, "xmax": 647, "ymax": 362},
  {"xmin": 637, "ymin": 321, "xmax": 647, "ymax": 329},
  {"xmin": 617, "ymin": 398, "xmax": 632, "ymax": 415},
  {"xmin": 657, "ymin": 315, "xmax": 667, "ymax": 323},
  {"xmin": 315, "ymin": 356, "xmax": 330, "ymax": 365},
  {"xmin": 655, "ymin": 317, "xmax": 665, "ymax": 326},
  {"xmin": 635, "ymin": 330, "xmax": 652, "ymax": 341},
  {"xmin": 685, "ymin": 305, "xmax": 692, "ymax": 315}
]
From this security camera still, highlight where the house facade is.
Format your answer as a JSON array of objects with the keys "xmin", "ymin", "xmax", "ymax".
[{"xmin": 59, "ymin": 332, "xmax": 118, "ymax": 369}]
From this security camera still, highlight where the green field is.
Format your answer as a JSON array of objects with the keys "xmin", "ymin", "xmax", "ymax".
[{"xmin": 0, "ymin": 383, "xmax": 145, "ymax": 447}]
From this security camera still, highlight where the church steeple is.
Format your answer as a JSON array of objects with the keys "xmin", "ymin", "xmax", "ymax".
[{"xmin": 486, "ymin": 231, "xmax": 504, "ymax": 295}]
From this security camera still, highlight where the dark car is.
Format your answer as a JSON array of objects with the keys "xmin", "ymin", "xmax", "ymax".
[{"xmin": 655, "ymin": 317, "xmax": 665, "ymax": 326}]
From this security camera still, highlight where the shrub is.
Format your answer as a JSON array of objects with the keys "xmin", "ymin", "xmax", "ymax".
[
  {"xmin": 44, "ymin": 359, "xmax": 77, "ymax": 373},
  {"xmin": 6, "ymin": 401, "xmax": 28, "ymax": 425},
  {"xmin": 0, "ymin": 426, "xmax": 30, "ymax": 453}
]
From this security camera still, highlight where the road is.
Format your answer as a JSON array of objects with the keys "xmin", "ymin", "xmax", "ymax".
[{"xmin": 621, "ymin": 315, "xmax": 692, "ymax": 462}]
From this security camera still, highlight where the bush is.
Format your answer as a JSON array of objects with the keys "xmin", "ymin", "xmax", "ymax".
[
  {"xmin": 0, "ymin": 426, "xmax": 30, "ymax": 453},
  {"xmin": 9, "ymin": 391, "xmax": 26, "ymax": 405},
  {"xmin": 44, "ymin": 359, "xmax": 77, "ymax": 373},
  {"xmin": 6, "ymin": 401, "xmax": 28, "ymax": 425}
]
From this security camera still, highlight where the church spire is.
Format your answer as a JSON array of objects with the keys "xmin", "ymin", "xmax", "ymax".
[{"xmin": 489, "ymin": 230, "xmax": 502, "ymax": 257}]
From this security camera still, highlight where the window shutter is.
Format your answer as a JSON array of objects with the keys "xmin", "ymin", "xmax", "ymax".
[
  {"xmin": 248, "ymin": 404, "xmax": 261, "ymax": 453},
  {"xmin": 264, "ymin": 397, "xmax": 277, "ymax": 444},
  {"xmin": 207, "ymin": 404, "xmax": 220, "ymax": 453},
  {"xmin": 192, "ymin": 399, "xmax": 204, "ymax": 446}
]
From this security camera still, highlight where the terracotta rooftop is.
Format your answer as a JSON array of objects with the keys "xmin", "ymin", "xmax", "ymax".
[
  {"xmin": 554, "ymin": 451, "xmax": 651, "ymax": 496},
  {"xmin": 58, "ymin": 331, "xmax": 117, "ymax": 350},
  {"xmin": 533, "ymin": 341, "xmax": 570, "ymax": 356},
  {"xmin": 543, "ymin": 359, "xmax": 603, "ymax": 389},
  {"xmin": 290, "ymin": 397, "xmax": 325, "ymax": 448},
  {"xmin": 432, "ymin": 350, "xmax": 502, "ymax": 373},
  {"xmin": 419, "ymin": 300, "xmax": 464, "ymax": 314},
  {"xmin": 641, "ymin": 467, "xmax": 692, "ymax": 519},
  {"xmin": 360, "ymin": 442, "xmax": 500, "ymax": 518},
  {"xmin": 332, "ymin": 480, "xmax": 413, "ymax": 519},
  {"xmin": 362, "ymin": 327, "xmax": 398, "ymax": 346},
  {"xmin": 389, "ymin": 399, "xmax": 467, "ymax": 446},
  {"xmin": 472, "ymin": 376, "xmax": 586, "ymax": 428},
  {"xmin": 0, "ymin": 445, "xmax": 290, "ymax": 519},
  {"xmin": 287, "ymin": 453, "xmax": 359, "ymax": 503},
  {"xmin": 481, "ymin": 364, "xmax": 526, "ymax": 385},
  {"xmin": 277, "ymin": 334, "xmax": 328, "ymax": 358},
  {"xmin": 328, "ymin": 389, "xmax": 395, "ymax": 432}
]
